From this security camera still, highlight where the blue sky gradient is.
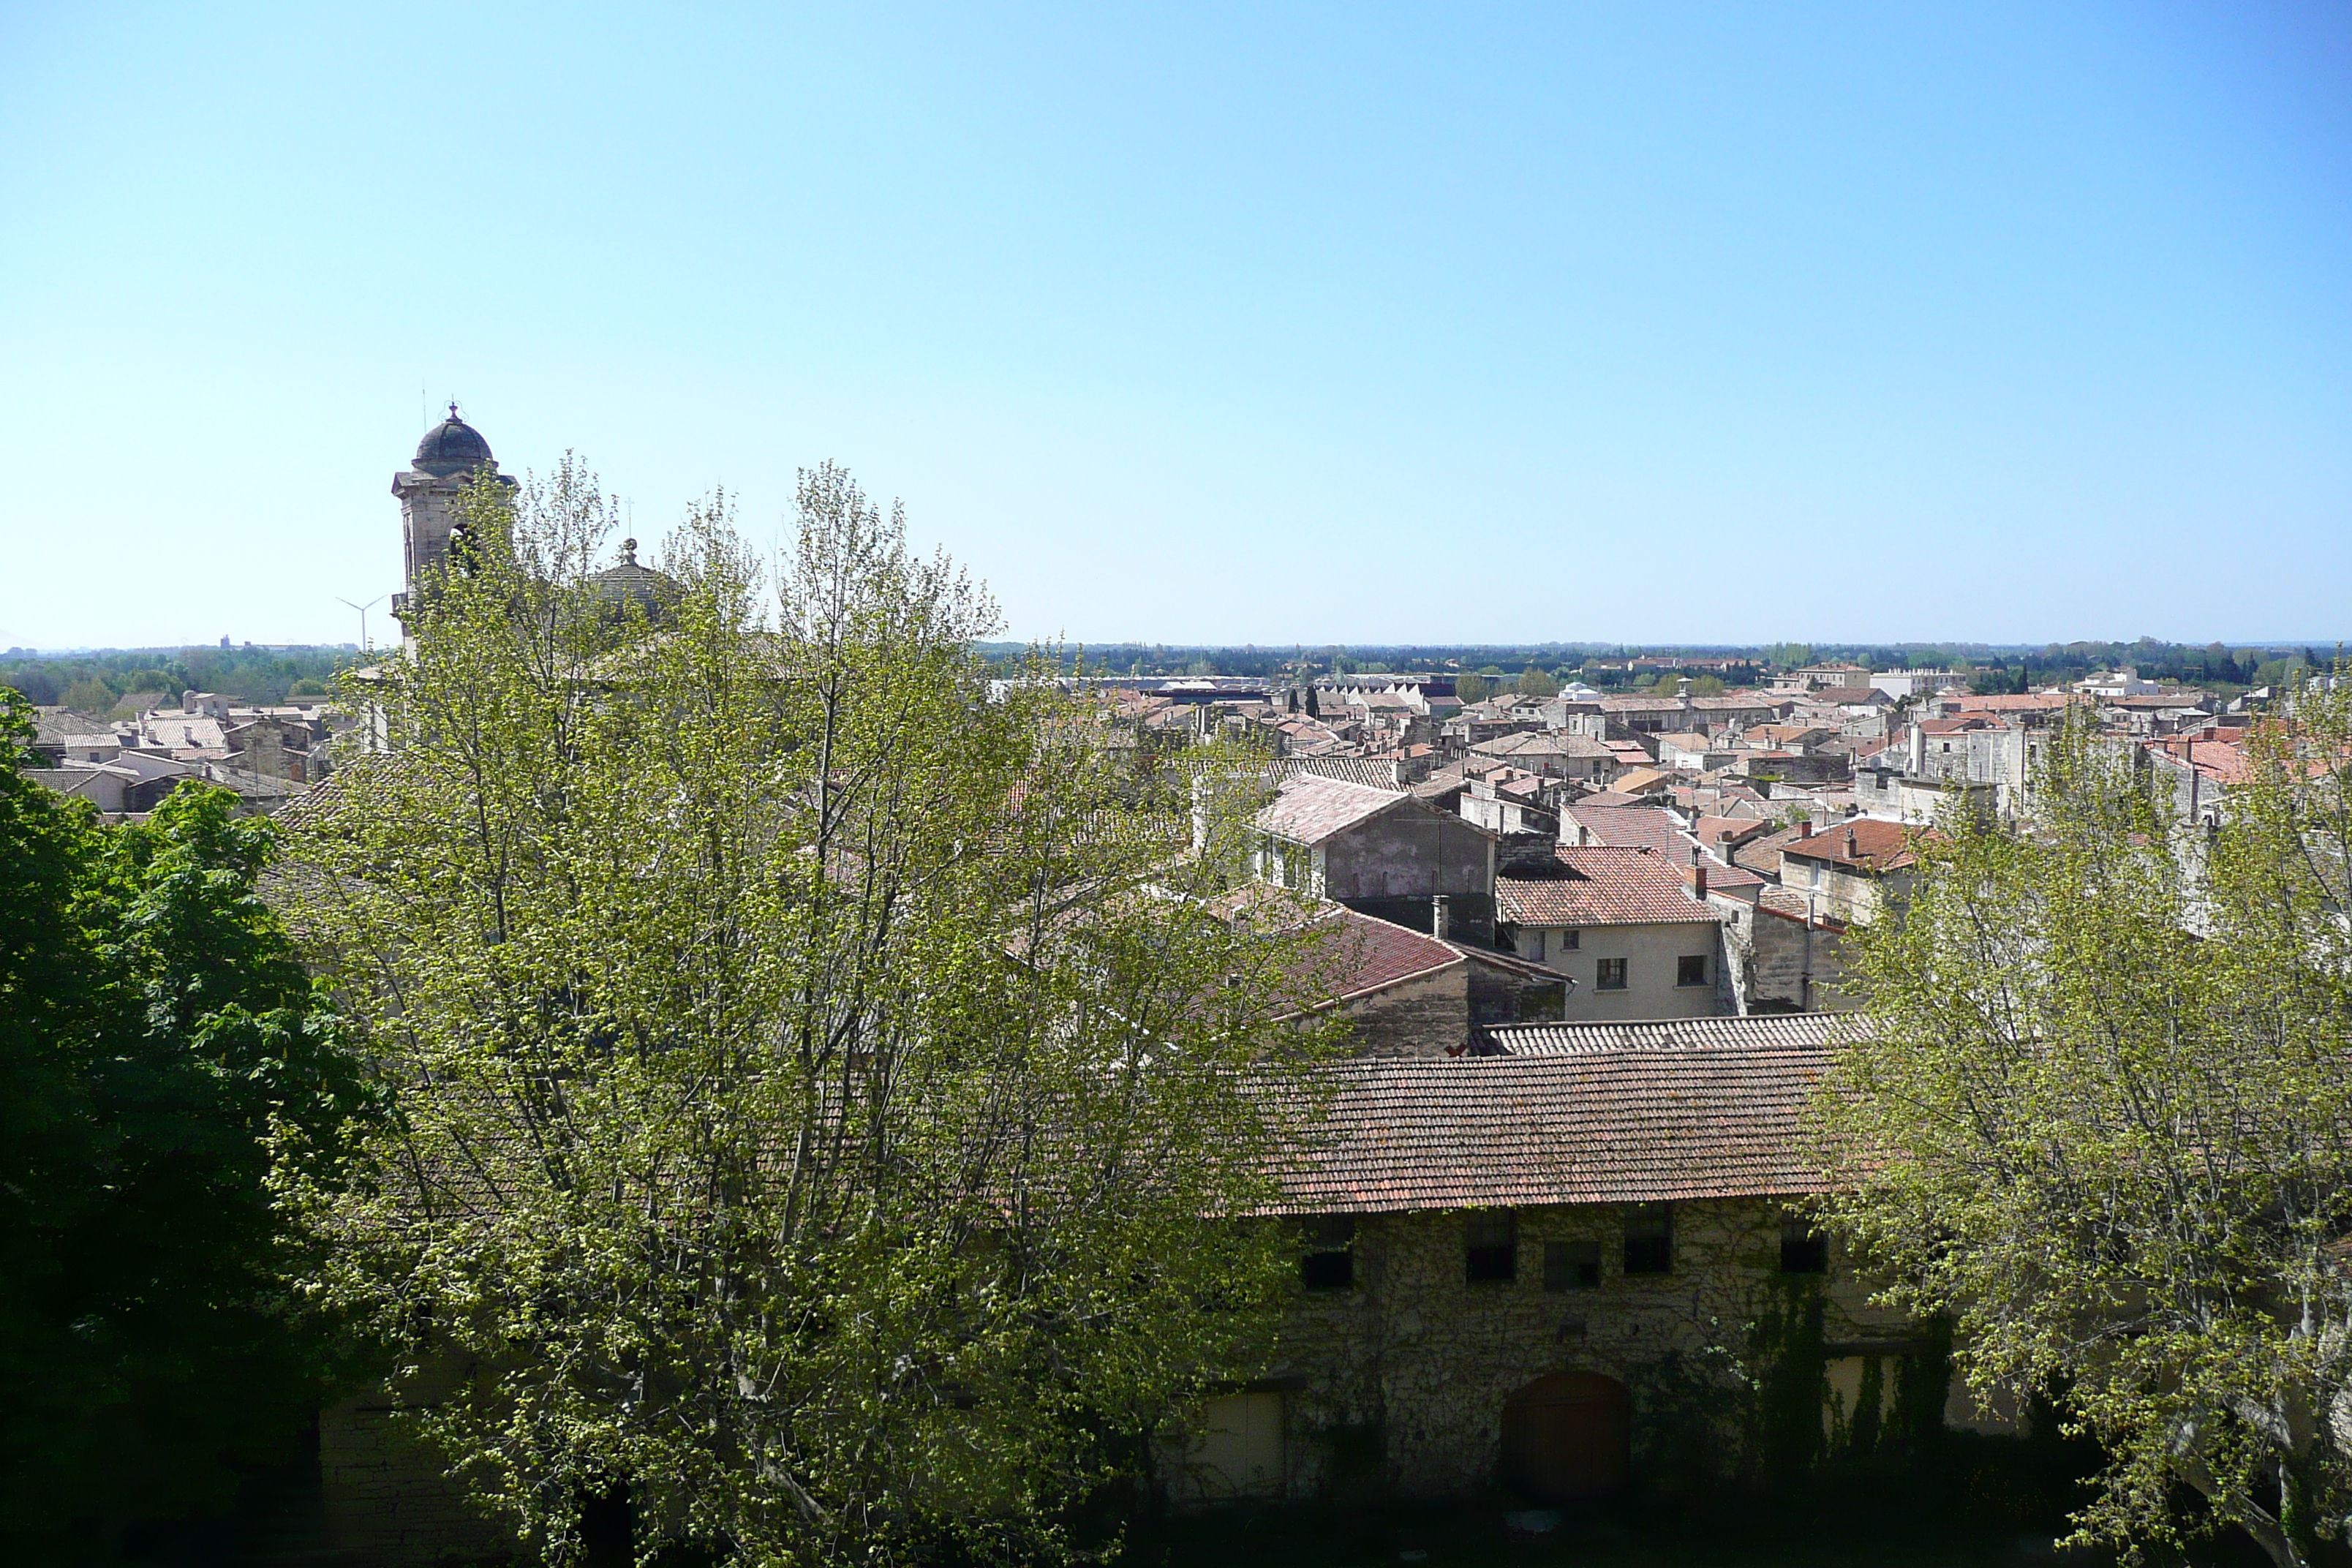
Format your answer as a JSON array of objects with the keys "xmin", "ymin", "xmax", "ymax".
[{"xmin": 1, "ymin": 3, "xmax": 2345, "ymax": 649}]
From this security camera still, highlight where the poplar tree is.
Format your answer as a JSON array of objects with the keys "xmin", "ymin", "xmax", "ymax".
[
  {"xmin": 281, "ymin": 459, "xmax": 1341, "ymax": 1566},
  {"xmin": 1813, "ymin": 693, "xmax": 2352, "ymax": 1568}
]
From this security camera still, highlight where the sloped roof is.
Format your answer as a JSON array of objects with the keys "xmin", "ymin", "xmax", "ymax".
[
  {"xmin": 1732, "ymin": 823, "xmax": 1810, "ymax": 878},
  {"xmin": 1267, "ymin": 756, "xmax": 1404, "ymax": 790},
  {"xmin": 1496, "ymin": 847, "xmax": 1721, "ymax": 927},
  {"xmin": 1779, "ymin": 818, "xmax": 1921, "ymax": 873},
  {"xmin": 1471, "ymin": 731, "xmax": 1616, "ymax": 759},
  {"xmin": 1485, "ymin": 1012, "xmax": 1836, "ymax": 1055},
  {"xmin": 1564, "ymin": 804, "xmax": 1686, "ymax": 853},
  {"xmin": 1254, "ymin": 774, "xmax": 1409, "ymax": 845},
  {"xmin": 1263, "ymin": 1045, "xmax": 1831, "ymax": 1213}
]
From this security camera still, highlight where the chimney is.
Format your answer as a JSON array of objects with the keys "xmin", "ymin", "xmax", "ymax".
[
  {"xmin": 1432, "ymin": 894, "xmax": 1452, "ymax": 941},
  {"xmin": 1843, "ymin": 827, "xmax": 1858, "ymax": 859},
  {"xmin": 1796, "ymin": 819, "xmax": 1813, "ymax": 839},
  {"xmin": 1689, "ymin": 864, "xmax": 1708, "ymax": 900}
]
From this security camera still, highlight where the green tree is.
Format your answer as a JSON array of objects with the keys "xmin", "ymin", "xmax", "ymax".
[
  {"xmin": 1455, "ymin": 673, "xmax": 1493, "ymax": 704},
  {"xmin": 1813, "ymin": 693, "xmax": 2352, "ymax": 1568},
  {"xmin": 1689, "ymin": 674, "xmax": 1727, "ymax": 698},
  {"xmin": 0, "ymin": 693, "xmax": 371, "ymax": 1558},
  {"xmin": 1514, "ymin": 666, "xmax": 1559, "ymax": 699},
  {"xmin": 282, "ymin": 460, "xmax": 1342, "ymax": 1567}
]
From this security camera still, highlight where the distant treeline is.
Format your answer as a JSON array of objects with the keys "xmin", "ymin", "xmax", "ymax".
[
  {"xmin": 976, "ymin": 637, "xmax": 2338, "ymax": 693},
  {"xmin": 0, "ymin": 646, "xmax": 356, "ymax": 713}
]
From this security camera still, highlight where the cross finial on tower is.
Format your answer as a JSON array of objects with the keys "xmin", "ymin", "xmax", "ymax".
[{"xmin": 448, "ymin": 401, "xmax": 460, "ymax": 421}]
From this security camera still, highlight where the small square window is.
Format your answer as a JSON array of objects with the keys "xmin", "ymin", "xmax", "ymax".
[
  {"xmin": 1677, "ymin": 954, "xmax": 1708, "ymax": 987},
  {"xmin": 1624, "ymin": 1202, "xmax": 1673, "ymax": 1275},
  {"xmin": 1779, "ymin": 1215, "xmax": 1828, "ymax": 1275},
  {"xmin": 1544, "ymin": 1240, "xmax": 1601, "ymax": 1292},
  {"xmin": 1596, "ymin": 957, "xmax": 1628, "ymax": 991},
  {"xmin": 1558, "ymin": 929, "xmax": 1580, "ymax": 951},
  {"xmin": 1302, "ymin": 1215, "xmax": 1356, "ymax": 1289},
  {"xmin": 1466, "ymin": 1210, "xmax": 1517, "ymax": 1284}
]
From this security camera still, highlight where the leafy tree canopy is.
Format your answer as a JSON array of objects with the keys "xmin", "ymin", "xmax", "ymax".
[
  {"xmin": 1815, "ymin": 687, "xmax": 2352, "ymax": 1568},
  {"xmin": 282, "ymin": 460, "xmax": 1345, "ymax": 1567},
  {"xmin": 0, "ymin": 692, "xmax": 372, "ymax": 1558}
]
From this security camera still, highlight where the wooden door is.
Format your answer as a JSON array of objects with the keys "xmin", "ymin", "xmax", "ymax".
[{"xmin": 1500, "ymin": 1372, "xmax": 1630, "ymax": 1501}]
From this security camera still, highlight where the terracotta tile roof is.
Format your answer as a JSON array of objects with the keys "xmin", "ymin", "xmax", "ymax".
[
  {"xmin": 1267, "ymin": 756, "xmax": 1405, "ymax": 791},
  {"xmin": 1473, "ymin": 731, "xmax": 1616, "ymax": 759},
  {"xmin": 1689, "ymin": 857, "xmax": 1765, "ymax": 894},
  {"xmin": 1496, "ymin": 847, "xmax": 1721, "ymax": 927},
  {"xmin": 1613, "ymin": 766, "xmax": 1673, "ymax": 794},
  {"xmin": 1263, "ymin": 1046, "xmax": 1832, "ymax": 1213},
  {"xmin": 1564, "ymin": 804, "xmax": 1686, "ymax": 854},
  {"xmin": 1693, "ymin": 814, "xmax": 1769, "ymax": 850},
  {"xmin": 1316, "ymin": 905, "xmax": 1466, "ymax": 1001},
  {"xmin": 1486, "ymin": 1012, "xmax": 1836, "ymax": 1055},
  {"xmin": 1575, "ymin": 790, "xmax": 1645, "ymax": 808},
  {"xmin": 1779, "ymin": 818, "xmax": 1921, "ymax": 873},
  {"xmin": 1254, "ymin": 774, "xmax": 1411, "ymax": 845},
  {"xmin": 1730, "ymin": 823, "xmax": 1809, "ymax": 878}
]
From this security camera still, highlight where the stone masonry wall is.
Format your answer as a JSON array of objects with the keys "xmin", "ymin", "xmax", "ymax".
[
  {"xmin": 321, "ymin": 1376, "xmax": 516, "ymax": 1566},
  {"xmin": 1257, "ymin": 1199, "xmax": 1927, "ymax": 1501}
]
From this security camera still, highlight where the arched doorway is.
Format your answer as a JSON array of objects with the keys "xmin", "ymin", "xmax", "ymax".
[{"xmin": 1500, "ymin": 1371, "xmax": 1631, "ymax": 1501}]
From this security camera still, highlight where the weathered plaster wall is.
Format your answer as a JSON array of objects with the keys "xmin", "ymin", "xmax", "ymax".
[
  {"xmin": 1716, "ymin": 899, "xmax": 1850, "ymax": 1014},
  {"xmin": 1341, "ymin": 965, "xmax": 1473, "ymax": 1058},
  {"xmin": 1322, "ymin": 812, "xmax": 1493, "ymax": 902}
]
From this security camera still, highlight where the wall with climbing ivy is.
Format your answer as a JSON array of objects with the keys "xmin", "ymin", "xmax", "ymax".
[{"xmin": 1251, "ymin": 1197, "xmax": 1997, "ymax": 1504}]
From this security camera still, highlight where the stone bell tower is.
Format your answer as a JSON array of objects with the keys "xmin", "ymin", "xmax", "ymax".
[{"xmin": 391, "ymin": 404, "xmax": 516, "ymax": 647}]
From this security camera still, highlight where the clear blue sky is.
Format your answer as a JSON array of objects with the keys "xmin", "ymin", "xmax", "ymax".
[{"xmin": 2, "ymin": 3, "xmax": 2346, "ymax": 651}]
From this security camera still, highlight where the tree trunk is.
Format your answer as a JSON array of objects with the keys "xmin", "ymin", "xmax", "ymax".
[{"xmin": 578, "ymin": 1478, "xmax": 635, "ymax": 1568}]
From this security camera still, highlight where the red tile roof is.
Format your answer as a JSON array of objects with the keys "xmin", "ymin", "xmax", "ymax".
[
  {"xmin": 1778, "ymin": 818, "xmax": 1921, "ymax": 873},
  {"xmin": 1730, "ymin": 823, "xmax": 1810, "ymax": 877},
  {"xmin": 1496, "ymin": 847, "xmax": 1721, "ymax": 927},
  {"xmin": 1263, "ymin": 1046, "xmax": 1832, "ymax": 1213},
  {"xmin": 1564, "ymin": 804, "xmax": 1686, "ymax": 853}
]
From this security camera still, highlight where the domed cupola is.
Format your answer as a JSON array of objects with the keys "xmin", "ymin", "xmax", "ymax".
[
  {"xmin": 412, "ymin": 404, "xmax": 497, "ymax": 478},
  {"xmin": 590, "ymin": 538, "xmax": 678, "ymax": 622}
]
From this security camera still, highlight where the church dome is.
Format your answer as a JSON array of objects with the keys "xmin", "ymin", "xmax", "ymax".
[
  {"xmin": 590, "ymin": 538, "xmax": 677, "ymax": 622},
  {"xmin": 412, "ymin": 405, "xmax": 495, "ymax": 477}
]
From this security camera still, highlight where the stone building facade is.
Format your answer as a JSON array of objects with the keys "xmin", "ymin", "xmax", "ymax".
[{"xmin": 1175, "ymin": 1033, "xmax": 1991, "ymax": 1505}]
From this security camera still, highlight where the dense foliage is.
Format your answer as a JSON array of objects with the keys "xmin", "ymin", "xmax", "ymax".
[
  {"xmin": 0, "ymin": 690, "xmax": 372, "ymax": 1557},
  {"xmin": 281, "ymin": 461, "xmax": 1345, "ymax": 1566},
  {"xmin": 1814, "ymin": 693, "xmax": 2352, "ymax": 1568}
]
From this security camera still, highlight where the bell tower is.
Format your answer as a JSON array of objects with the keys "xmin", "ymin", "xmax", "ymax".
[{"xmin": 391, "ymin": 404, "xmax": 516, "ymax": 647}]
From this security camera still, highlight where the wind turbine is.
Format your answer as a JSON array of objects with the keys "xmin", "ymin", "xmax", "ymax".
[{"xmin": 337, "ymin": 594, "xmax": 387, "ymax": 653}]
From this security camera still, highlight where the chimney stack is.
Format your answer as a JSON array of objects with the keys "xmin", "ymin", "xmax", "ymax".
[
  {"xmin": 1432, "ymin": 894, "xmax": 1452, "ymax": 941},
  {"xmin": 1796, "ymin": 819, "xmax": 1813, "ymax": 839},
  {"xmin": 1690, "ymin": 864, "xmax": 1708, "ymax": 900}
]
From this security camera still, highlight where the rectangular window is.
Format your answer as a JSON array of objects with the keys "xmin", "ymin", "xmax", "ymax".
[
  {"xmin": 1465, "ymin": 1210, "xmax": 1517, "ymax": 1284},
  {"xmin": 1779, "ymin": 1215, "xmax": 1828, "ymax": 1275},
  {"xmin": 1301, "ymin": 1215, "xmax": 1356, "ymax": 1289},
  {"xmin": 1596, "ymin": 957, "xmax": 1628, "ymax": 991},
  {"xmin": 1559, "ymin": 929, "xmax": 1580, "ymax": 951},
  {"xmin": 1543, "ymin": 1239, "xmax": 1601, "ymax": 1292},
  {"xmin": 1677, "ymin": 954, "xmax": 1708, "ymax": 987},
  {"xmin": 1623, "ymin": 1202, "xmax": 1673, "ymax": 1275}
]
